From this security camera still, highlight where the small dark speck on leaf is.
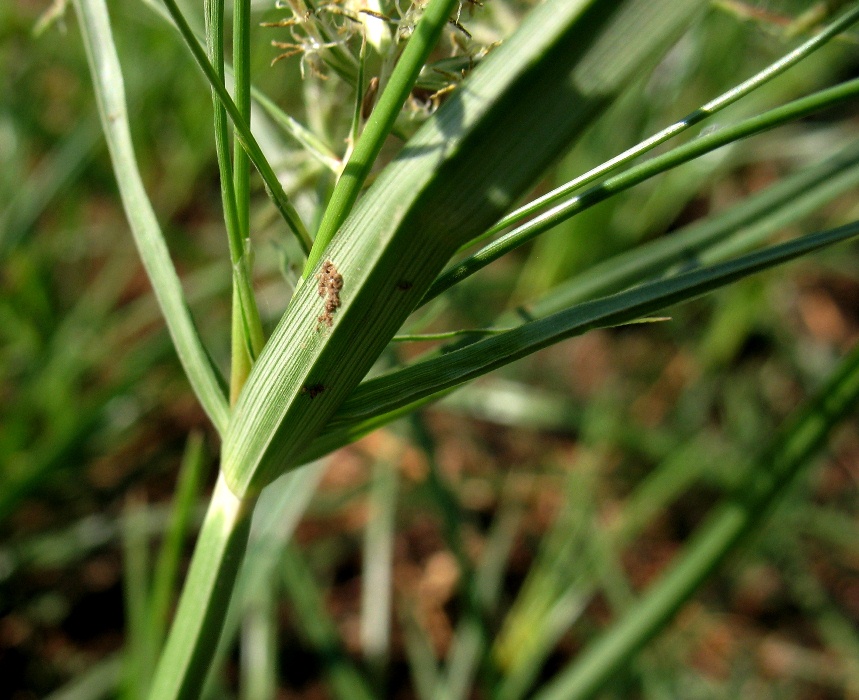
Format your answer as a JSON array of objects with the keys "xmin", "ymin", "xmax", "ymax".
[
  {"xmin": 301, "ymin": 384, "xmax": 326, "ymax": 399},
  {"xmin": 396, "ymin": 280, "xmax": 413, "ymax": 291}
]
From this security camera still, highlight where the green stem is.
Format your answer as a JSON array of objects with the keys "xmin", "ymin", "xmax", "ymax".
[
  {"xmin": 423, "ymin": 76, "xmax": 859, "ymax": 304},
  {"xmin": 233, "ymin": 0, "xmax": 251, "ymax": 244},
  {"xmin": 230, "ymin": 285, "xmax": 253, "ymax": 404},
  {"xmin": 458, "ymin": 2, "xmax": 859, "ymax": 253},
  {"xmin": 303, "ymin": 0, "xmax": 461, "ymax": 276},
  {"xmin": 160, "ymin": 0, "xmax": 313, "ymax": 254},
  {"xmin": 534, "ymin": 342, "xmax": 859, "ymax": 700},
  {"xmin": 232, "ymin": 0, "xmax": 263, "ymax": 379},
  {"xmin": 203, "ymin": 0, "xmax": 264, "ymax": 398},
  {"xmin": 147, "ymin": 474, "xmax": 256, "ymax": 700}
]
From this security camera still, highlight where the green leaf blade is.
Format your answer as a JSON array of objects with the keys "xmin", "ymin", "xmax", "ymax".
[
  {"xmin": 222, "ymin": 0, "xmax": 704, "ymax": 497},
  {"xmin": 323, "ymin": 222, "xmax": 859, "ymax": 434}
]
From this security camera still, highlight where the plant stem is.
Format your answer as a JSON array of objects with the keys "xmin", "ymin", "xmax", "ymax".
[
  {"xmin": 160, "ymin": 0, "xmax": 313, "ymax": 254},
  {"xmin": 147, "ymin": 474, "xmax": 256, "ymax": 700},
  {"xmin": 233, "ymin": 0, "xmax": 251, "ymax": 245},
  {"xmin": 232, "ymin": 0, "xmax": 260, "ymax": 392},
  {"xmin": 203, "ymin": 0, "xmax": 265, "ymax": 398},
  {"xmin": 303, "ymin": 0, "xmax": 461, "ymax": 276}
]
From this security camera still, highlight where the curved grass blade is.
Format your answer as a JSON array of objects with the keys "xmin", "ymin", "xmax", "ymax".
[
  {"xmin": 222, "ymin": 0, "xmax": 704, "ymax": 497},
  {"xmin": 458, "ymin": 3, "xmax": 859, "ymax": 253},
  {"xmin": 533, "ymin": 340, "xmax": 859, "ymax": 700},
  {"xmin": 424, "ymin": 77, "xmax": 859, "ymax": 304},
  {"xmin": 323, "ymin": 221, "xmax": 859, "ymax": 429},
  {"xmin": 73, "ymin": 0, "xmax": 229, "ymax": 434}
]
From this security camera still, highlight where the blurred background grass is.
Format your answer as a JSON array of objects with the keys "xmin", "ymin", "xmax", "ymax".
[{"xmin": 1, "ymin": 1, "xmax": 859, "ymax": 698}]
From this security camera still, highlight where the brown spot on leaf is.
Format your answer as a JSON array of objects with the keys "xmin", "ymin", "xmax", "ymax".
[
  {"xmin": 316, "ymin": 260, "xmax": 343, "ymax": 327},
  {"xmin": 396, "ymin": 280, "xmax": 413, "ymax": 292}
]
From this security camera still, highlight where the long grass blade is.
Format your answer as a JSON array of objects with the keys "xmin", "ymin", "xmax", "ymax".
[
  {"xmin": 424, "ymin": 77, "xmax": 859, "ymax": 304},
  {"xmin": 149, "ymin": 432, "xmax": 206, "ymax": 652},
  {"xmin": 122, "ymin": 499, "xmax": 155, "ymax": 699},
  {"xmin": 72, "ymin": 0, "xmax": 229, "ymax": 434}
]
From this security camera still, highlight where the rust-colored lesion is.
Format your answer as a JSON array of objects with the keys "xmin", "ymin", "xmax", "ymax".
[{"xmin": 316, "ymin": 260, "xmax": 343, "ymax": 327}]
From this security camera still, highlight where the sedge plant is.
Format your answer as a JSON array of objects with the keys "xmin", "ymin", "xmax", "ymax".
[{"xmin": 56, "ymin": 0, "xmax": 859, "ymax": 697}]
